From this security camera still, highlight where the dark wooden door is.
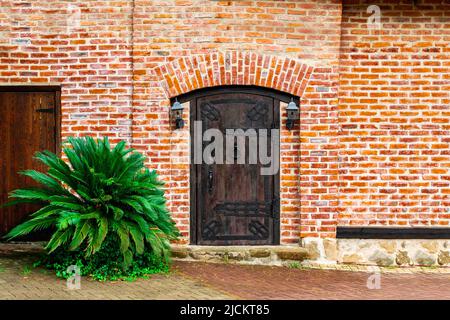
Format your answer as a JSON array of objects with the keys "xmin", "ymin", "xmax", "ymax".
[
  {"xmin": 191, "ymin": 89, "xmax": 280, "ymax": 245},
  {"xmin": 0, "ymin": 88, "xmax": 60, "ymax": 238}
]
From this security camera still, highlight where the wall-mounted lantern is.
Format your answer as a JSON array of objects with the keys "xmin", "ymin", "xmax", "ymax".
[
  {"xmin": 286, "ymin": 98, "xmax": 299, "ymax": 130},
  {"xmin": 171, "ymin": 98, "xmax": 184, "ymax": 129}
]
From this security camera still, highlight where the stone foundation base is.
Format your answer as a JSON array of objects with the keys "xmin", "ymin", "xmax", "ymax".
[
  {"xmin": 337, "ymin": 239, "xmax": 450, "ymax": 267},
  {"xmin": 171, "ymin": 245, "xmax": 310, "ymax": 266},
  {"xmin": 172, "ymin": 238, "xmax": 450, "ymax": 267}
]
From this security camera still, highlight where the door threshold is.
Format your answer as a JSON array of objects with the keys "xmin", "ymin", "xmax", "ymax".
[{"xmin": 171, "ymin": 244, "xmax": 310, "ymax": 266}]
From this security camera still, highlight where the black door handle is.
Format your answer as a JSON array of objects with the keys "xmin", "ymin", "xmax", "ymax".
[{"xmin": 208, "ymin": 169, "xmax": 213, "ymax": 194}]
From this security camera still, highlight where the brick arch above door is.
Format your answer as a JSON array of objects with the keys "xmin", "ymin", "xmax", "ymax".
[
  {"xmin": 130, "ymin": 50, "xmax": 337, "ymax": 244},
  {"xmin": 151, "ymin": 51, "xmax": 315, "ymax": 99}
]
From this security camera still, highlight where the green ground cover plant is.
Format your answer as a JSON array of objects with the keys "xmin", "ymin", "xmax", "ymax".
[{"xmin": 4, "ymin": 136, "xmax": 179, "ymax": 281}]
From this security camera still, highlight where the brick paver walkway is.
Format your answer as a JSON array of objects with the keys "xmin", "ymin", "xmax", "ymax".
[
  {"xmin": 176, "ymin": 261, "xmax": 450, "ymax": 300},
  {"xmin": 0, "ymin": 255, "xmax": 233, "ymax": 300},
  {"xmin": 1, "ymin": 251, "xmax": 450, "ymax": 299}
]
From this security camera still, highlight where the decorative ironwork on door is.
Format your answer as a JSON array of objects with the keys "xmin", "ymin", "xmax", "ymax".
[{"xmin": 189, "ymin": 87, "xmax": 283, "ymax": 245}]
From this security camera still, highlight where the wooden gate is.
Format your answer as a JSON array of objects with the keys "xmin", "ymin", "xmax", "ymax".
[
  {"xmin": 185, "ymin": 86, "xmax": 293, "ymax": 245},
  {"xmin": 0, "ymin": 86, "xmax": 60, "ymax": 238}
]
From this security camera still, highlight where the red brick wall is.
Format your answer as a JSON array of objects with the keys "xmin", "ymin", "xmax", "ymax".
[
  {"xmin": 0, "ymin": 0, "xmax": 342, "ymax": 244},
  {"xmin": 338, "ymin": 0, "xmax": 450, "ymax": 227},
  {"xmin": 4, "ymin": 0, "xmax": 448, "ymax": 244},
  {"xmin": 131, "ymin": 0, "xmax": 342, "ymax": 242},
  {"xmin": 0, "ymin": 1, "xmax": 134, "ymax": 144}
]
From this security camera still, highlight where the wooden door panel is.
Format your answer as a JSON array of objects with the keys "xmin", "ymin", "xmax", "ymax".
[
  {"xmin": 192, "ymin": 91, "xmax": 280, "ymax": 245},
  {"xmin": 0, "ymin": 90, "xmax": 58, "ymax": 238}
]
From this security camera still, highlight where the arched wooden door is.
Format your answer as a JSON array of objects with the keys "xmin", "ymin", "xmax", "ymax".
[{"xmin": 179, "ymin": 86, "xmax": 295, "ymax": 245}]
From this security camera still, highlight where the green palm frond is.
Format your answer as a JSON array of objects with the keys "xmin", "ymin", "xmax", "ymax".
[
  {"xmin": 29, "ymin": 205, "xmax": 63, "ymax": 218},
  {"xmin": 5, "ymin": 216, "xmax": 56, "ymax": 239},
  {"xmin": 90, "ymin": 216, "xmax": 108, "ymax": 254},
  {"xmin": 56, "ymin": 211, "xmax": 80, "ymax": 230},
  {"xmin": 113, "ymin": 221, "xmax": 131, "ymax": 257},
  {"xmin": 125, "ymin": 221, "xmax": 145, "ymax": 255},
  {"xmin": 2, "ymin": 136, "xmax": 179, "ymax": 268},
  {"xmin": 19, "ymin": 170, "xmax": 66, "ymax": 193},
  {"xmin": 8, "ymin": 188, "xmax": 53, "ymax": 202},
  {"xmin": 46, "ymin": 228, "xmax": 73, "ymax": 253},
  {"xmin": 68, "ymin": 220, "xmax": 90, "ymax": 251}
]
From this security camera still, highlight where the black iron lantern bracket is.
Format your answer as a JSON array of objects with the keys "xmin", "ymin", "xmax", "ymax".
[
  {"xmin": 171, "ymin": 98, "xmax": 184, "ymax": 129},
  {"xmin": 286, "ymin": 97, "xmax": 299, "ymax": 130}
]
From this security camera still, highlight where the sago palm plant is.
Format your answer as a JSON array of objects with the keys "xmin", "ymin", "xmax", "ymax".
[{"xmin": 4, "ymin": 136, "xmax": 179, "ymax": 268}]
